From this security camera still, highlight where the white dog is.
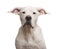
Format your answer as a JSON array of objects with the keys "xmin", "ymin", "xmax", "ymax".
[{"xmin": 11, "ymin": 7, "xmax": 47, "ymax": 49}]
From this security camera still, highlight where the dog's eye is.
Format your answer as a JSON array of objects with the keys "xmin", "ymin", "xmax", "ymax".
[
  {"xmin": 22, "ymin": 11, "xmax": 25, "ymax": 14},
  {"xmin": 33, "ymin": 12, "xmax": 36, "ymax": 14}
]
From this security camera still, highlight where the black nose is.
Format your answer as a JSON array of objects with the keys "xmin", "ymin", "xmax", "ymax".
[{"xmin": 26, "ymin": 16, "xmax": 31, "ymax": 21}]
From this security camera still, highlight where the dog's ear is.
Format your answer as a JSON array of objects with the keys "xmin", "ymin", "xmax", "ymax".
[
  {"xmin": 38, "ymin": 9, "xmax": 47, "ymax": 15},
  {"xmin": 10, "ymin": 8, "xmax": 21, "ymax": 14}
]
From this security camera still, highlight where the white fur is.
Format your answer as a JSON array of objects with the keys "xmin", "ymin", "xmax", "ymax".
[{"xmin": 11, "ymin": 7, "xmax": 47, "ymax": 49}]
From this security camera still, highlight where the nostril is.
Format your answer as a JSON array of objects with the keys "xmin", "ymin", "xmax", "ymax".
[{"xmin": 26, "ymin": 16, "xmax": 31, "ymax": 21}]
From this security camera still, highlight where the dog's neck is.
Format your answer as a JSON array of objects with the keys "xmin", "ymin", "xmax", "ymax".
[
  {"xmin": 22, "ymin": 25, "xmax": 34, "ymax": 42},
  {"xmin": 22, "ymin": 25, "xmax": 32, "ymax": 33}
]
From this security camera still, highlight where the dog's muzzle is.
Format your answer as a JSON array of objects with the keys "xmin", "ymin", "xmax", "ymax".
[{"xmin": 23, "ymin": 16, "xmax": 33, "ymax": 28}]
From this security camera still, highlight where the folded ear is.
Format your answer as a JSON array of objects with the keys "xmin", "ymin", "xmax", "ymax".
[
  {"xmin": 10, "ymin": 8, "xmax": 21, "ymax": 14},
  {"xmin": 38, "ymin": 9, "xmax": 47, "ymax": 15}
]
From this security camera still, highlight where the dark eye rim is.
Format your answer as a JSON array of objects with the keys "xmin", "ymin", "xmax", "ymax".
[
  {"xmin": 22, "ymin": 11, "xmax": 25, "ymax": 14},
  {"xmin": 33, "ymin": 12, "xmax": 36, "ymax": 14}
]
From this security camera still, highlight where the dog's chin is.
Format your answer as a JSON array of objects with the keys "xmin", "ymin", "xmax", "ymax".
[{"xmin": 23, "ymin": 22, "xmax": 33, "ymax": 29}]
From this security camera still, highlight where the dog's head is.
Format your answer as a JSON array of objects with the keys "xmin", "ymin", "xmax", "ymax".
[{"xmin": 10, "ymin": 7, "xmax": 47, "ymax": 28}]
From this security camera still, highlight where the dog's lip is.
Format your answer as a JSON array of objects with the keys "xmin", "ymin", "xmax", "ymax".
[{"xmin": 23, "ymin": 22, "xmax": 33, "ymax": 28}]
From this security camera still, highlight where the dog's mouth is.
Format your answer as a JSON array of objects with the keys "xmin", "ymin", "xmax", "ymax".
[{"xmin": 23, "ymin": 21, "xmax": 33, "ymax": 28}]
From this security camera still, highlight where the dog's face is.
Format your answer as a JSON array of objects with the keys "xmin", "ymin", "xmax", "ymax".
[{"xmin": 11, "ymin": 7, "xmax": 47, "ymax": 28}]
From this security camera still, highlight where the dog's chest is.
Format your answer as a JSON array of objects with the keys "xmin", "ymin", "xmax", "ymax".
[
  {"xmin": 16, "ymin": 27, "xmax": 43, "ymax": 49},
  {"xmin": 17, "ymin": 31, "xmax": 40, "ymax": 44},
  {"xmin": 16, "ymin": 33, "xmax": 40, "ymax": 49}
]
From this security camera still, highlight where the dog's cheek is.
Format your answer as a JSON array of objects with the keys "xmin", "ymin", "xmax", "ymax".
[
  {"xmin": 32, "ymin": 16, "xmax": 38, "ymax": 26},
  {"xmin": 20, "ymin": 15, "xmax": 24, "ymax": 21}
]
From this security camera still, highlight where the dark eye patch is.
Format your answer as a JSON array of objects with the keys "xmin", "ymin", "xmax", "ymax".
[
  {"xmin": 22, "ymin": 11, "xmax": 25, "ymax": 14},
  {"xmin": 33, "ymin": 12, "xmax": 36, "ymax": 14}
]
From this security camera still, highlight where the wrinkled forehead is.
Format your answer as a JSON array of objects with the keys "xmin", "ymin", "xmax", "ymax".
[{"xmin": 20, "ymin": 7, "xmax": 38, "ymax": 12}]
